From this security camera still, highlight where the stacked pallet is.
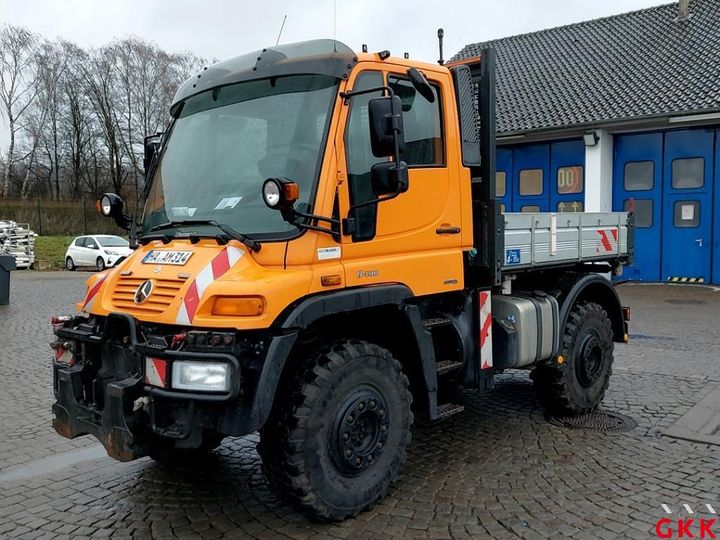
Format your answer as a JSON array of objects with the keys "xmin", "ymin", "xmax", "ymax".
[{"xmin": 0, "ymin": 221, "xmax": 37, "ymax": 269}]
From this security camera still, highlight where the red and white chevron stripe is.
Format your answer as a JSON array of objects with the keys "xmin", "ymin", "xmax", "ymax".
[
  {"xmin": 175, "ymin": 246, "xmax": 244, "ymax": 325},
  {"xmin": 81, "ymin": 272, "xmax": 108, "ymax": 312},
  {"xmin": 479, "ymin": 290, "xmax": 493, "ymax": 369},
  {"xmin": 596, "ymin": 228, "xmax": 619, "ymax": 254}
]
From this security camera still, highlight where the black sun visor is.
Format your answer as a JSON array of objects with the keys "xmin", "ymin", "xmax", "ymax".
[{"xmin": 171, "ymin": 39, "xmax": 357, "ymax": 115}]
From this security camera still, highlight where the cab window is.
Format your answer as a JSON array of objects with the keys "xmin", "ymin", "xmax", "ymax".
[{"xmin": 388, "ymin": 75, "xmax": 443, "ymax": 166}]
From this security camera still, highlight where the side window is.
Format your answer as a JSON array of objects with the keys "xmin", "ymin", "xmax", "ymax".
[
  {"xmin": 388, "ymin": 75, "xmax": 443, "ymax": 166},
  {"xmin": 76, "ymin": 237, "xmax": 86, "ymax": 247},
  {"xmin": 345, "ymin": 71, "xmax": 386, "ymax": 241},
  {"xmin": 624, "ymin": 161, "xmax": 654, "ymax": 191},
  {"xmin": 496, "ymin": 171, "xmax": 506, "ymax": 197},
  {"xmin": 624, "ymin": 199, "xmax": 653, "ymax": 228},
  {"xmin": 519, "ymin": 169, "xmax": 543, "ymax": 195},
  {"xmin": 672, "ymin": 158, "xmax": 704, "ymax": 189}
]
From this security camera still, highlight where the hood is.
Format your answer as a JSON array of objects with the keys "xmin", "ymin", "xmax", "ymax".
[{"xmin": 78, "ymin": 238, "xmax": 315, "ymax": 330}]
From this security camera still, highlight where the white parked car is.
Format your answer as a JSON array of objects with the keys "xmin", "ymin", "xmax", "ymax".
[{"xmin": 65, "ymin": 235, "xmax": 133, "ymax": 271}]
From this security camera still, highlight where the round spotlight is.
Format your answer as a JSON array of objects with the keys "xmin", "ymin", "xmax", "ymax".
[
  {"xmin": 100, "ymin": 195, "xmax": 113, "ymax": 216},
  {"xmin": 262, "ymin": 179, "xmax": 281, "ymax": 208}
]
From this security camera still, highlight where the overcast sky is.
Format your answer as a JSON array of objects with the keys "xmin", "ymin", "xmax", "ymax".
[{"xmin": 1, "ymin": 0, "xmax": 669, "ymax": 149}]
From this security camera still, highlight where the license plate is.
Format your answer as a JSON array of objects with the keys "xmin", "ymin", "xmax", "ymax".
[{"xmin": 142, "ymin": 250, "xmax": 193, "ymax": 265}]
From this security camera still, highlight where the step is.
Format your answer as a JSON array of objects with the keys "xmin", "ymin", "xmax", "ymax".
[
  {"xmin": 423, "ymin": 317, "xmax": 453, "ymax": 329},
  {"xmin": 437, "ymin": 403, "xmax": 465, "ymax": 419},
  {"xmin": 436, "ymin": 360, "xmax": 464, "ymax": 375}
]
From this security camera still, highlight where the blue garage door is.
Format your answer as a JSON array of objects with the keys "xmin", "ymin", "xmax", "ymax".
[
  {"xmin": 614, "ymin": 128, "xmax": 717, "ymax": 283},
  {"xmin": 613, "ymin": 133, "xmax": 664, "ymax": 282},
  {"xmin": 715, "ymin": 129, "xmax": 720, "ymax": 285},
  {"xmin": 502, "ymin": 139, "xmax": 584, "ymax": 213},
  {"xmin": 661, "ymin": 129, "xmax": 714, "ymax": 283},
  {"xmin": 496, "ymin": 147, "xmax": 512, "ymax": 212}
]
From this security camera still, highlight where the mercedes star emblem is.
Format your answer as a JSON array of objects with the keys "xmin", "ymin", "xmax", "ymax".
[{"xmin": 134, "ymin": 280, "xmax": 154, "ymax": 304}]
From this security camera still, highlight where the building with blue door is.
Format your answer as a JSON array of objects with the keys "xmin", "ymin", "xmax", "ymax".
[{"xmin": 453, "ymin": 0, "xmax": 720, "ymax": 283}]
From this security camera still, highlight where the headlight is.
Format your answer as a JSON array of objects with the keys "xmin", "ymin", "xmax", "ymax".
[
  {"xmin": 262, "ymin": 177, "xmax": 299, "ymax": 210},
  {"xmin": 172, "ymin": 361, "xmax": 230, "ymax": 392}
]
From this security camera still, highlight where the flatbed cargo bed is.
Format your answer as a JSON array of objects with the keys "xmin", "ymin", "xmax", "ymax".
[{"xmin": 501, "ymin": 211, "xmax": 632, "ymax": 272}]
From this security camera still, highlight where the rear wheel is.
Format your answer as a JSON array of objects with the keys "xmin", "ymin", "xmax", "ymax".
[
  {"xmin": 258, "ymin": 340, "xmax": 413, "ymax": 521},
  {"xmin": 532, "ymin": 301, "xmax": 614, "ymax": 414},
  {"xmin": 65, "ymin": 257, "xmax": 75, "ymax": 271},
  {"xmin": 95, "ymin": 257, "xmax": 106, "ymax": 271}
]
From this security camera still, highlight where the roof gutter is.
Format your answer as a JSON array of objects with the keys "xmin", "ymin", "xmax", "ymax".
[{"xmin": 497, "ymin": 107, "xmax": 720, "ymax": 145}]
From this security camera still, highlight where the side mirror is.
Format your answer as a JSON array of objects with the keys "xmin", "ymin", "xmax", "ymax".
[
  {"xmin": 368, "ymin": 95, "xmax": 405, "ymax": 158},
  {"xmin": 407, "ymin": 67, "xmax": 435, "ymax": 103},
  {"xmin": 98, "ymin": 193, "xmax": 131, "ymax": 230},
  {"xmin": 144, "ymin": 133, "xmax": 162, "ymax": 172},
  {"xmin": 262, "ymin": 177, "xmax": 299, "ymax": 211},
  {"xmin": 371, "ymin": 161, "xmax": 409, "ymax": 196}
]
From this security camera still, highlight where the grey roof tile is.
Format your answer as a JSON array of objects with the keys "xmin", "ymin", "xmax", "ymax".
[{"xmin": 452, "ymin": 0, "xmax": 720, "ymax": 135}]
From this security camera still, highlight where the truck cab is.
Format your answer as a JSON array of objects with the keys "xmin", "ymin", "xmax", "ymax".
[{"xmin": 51, "ymin": 39, "xmax": 631, "ymax": 521}]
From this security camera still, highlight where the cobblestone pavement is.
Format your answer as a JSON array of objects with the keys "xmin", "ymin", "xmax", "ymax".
[{"xmin": 1, "ymin": 272, "xmax": 719, "ymax": 539}]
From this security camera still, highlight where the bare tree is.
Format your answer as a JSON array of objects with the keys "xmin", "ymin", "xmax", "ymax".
[{"xmin": 0, "ymin": 25, "xmax": 38, "ymax": 197}]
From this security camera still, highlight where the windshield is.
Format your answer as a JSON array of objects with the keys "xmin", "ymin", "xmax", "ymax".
[
  {"xmin": 97, "ymin": 236, "xmax": 129, "ymax": 247},
  {"xmin": 142, "ymin": 74, "xmax": 338, "ymax": 238}
]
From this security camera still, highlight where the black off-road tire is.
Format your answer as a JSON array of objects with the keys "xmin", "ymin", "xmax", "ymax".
[
  {"xmin": 531, "ymin": 301, "xmax": 614, "ymax": 415},
  {"xmin": 258, "ymin": 340, "xmax": 413, "ymax": 522}
]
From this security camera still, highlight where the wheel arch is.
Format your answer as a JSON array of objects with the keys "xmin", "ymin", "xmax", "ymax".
[
  {"xmin": 276, "ymin": 285, "xmax": 438, "ymax": 418},
  {"xmin": 556, "ymin": 274, "xmax": 626, "ymax": 343}
]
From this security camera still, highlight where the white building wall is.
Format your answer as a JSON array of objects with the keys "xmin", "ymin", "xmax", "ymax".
[{"xmin": 584, "ymin": 129, "xmax": 614, "ymax": 211}]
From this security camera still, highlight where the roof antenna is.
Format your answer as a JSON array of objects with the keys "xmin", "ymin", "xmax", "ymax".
[
  {"xmin": 676, "ymin": 0, "xmax": 691, "ymax": 21},
  {"xmin": 276, "ymin": 14, "xmax": 287, "ymax": 46},
  {"xmin": 437, "ymin": 28, "xmax": 444, "ymax": 65}
]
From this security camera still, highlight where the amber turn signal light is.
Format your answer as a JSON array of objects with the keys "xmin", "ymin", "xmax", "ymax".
[
  {"xmin": 321, "ymin": 275, "xmax": 342, "ymax": 287},
  {"xmin": 212, "ymin": 296, "xmax": 265, "ymax": 317}
]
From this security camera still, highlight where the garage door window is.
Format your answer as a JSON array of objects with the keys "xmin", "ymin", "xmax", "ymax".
[
  {"xmin": 674, "ymin": 200, "xmax": 700, "ymax": 228},
  {"xmin": 521, "ymin": 205, "xmax": 540, "ymax": 213},
  {"xmin": 671, "ymin": 158, "xmax": 704, "ymax": 189},
  {"xmin": 624, "ymin": 199, "xmax": 653, "ymax": 228},
  {"xmin": 496, "ymin": 171, "xmax": 506, "ymax": 197},
  {"xmin": 519, "ymin": 169, "xmax": 543, "ymax": 195},
  {"xmin": 557, "ymin": 166, "xmax": 583, "ymax": 194},
  {"xmin": 624, "ymin": 161, "xmax": 654, "ymax": 191},
  {"xmin": 557, "ymin": 201, "xmax": 583, "ymax": 212}
]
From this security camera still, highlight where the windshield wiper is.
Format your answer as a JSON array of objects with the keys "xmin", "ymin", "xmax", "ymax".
[{"xmin": 148, "ymin": 220, "xmax": 261, "ymax": 252}]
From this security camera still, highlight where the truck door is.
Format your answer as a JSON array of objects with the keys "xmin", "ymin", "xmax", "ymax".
[
  {"xmin": 661, "ymin": 129, "xmax": 714, "ymax": 283},
  {"xmin": 337, "ymin": 68, "xmax": 465, "ymax": 295}
]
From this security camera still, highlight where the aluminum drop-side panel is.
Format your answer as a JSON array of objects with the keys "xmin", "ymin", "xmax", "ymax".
[{"xmin": 502, "ymin": 212, "xmax": 631, "ymax": 270}]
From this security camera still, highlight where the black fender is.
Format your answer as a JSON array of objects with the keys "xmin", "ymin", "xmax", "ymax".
[
  {"xmin": 222, "ymin": 285, "xmax": 440, "ymax": 434},
  {"xmin": 555, "ymin": 273, "xmax": 626, "ymax": 343}
]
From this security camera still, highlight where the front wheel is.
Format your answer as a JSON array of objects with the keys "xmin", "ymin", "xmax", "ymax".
[
  {"xmin": 258, "ymin": 340, "xmax": 413, "ymax": 521},
  {"xmin": 95, "ymin": 257, "xmax": 106, "ymax": 271},
  {"xmin": 532, "ymin": 301, "xmax": 614, "ymax": 415}
]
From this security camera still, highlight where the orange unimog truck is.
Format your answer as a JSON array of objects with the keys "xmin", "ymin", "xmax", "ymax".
[{"xmin": 51, "ymin": 38, "xmax": 632, "ymax": 520}]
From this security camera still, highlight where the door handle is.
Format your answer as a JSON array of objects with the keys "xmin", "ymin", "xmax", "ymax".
[
  {"xmin": 436, "ymin": 227, "xmax": 461, "ymax": 235},
  {"xmin": 695, "ymin": 238, "xmax": 703, "ymax": 247}
]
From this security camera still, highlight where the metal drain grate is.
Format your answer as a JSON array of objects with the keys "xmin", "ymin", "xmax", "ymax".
[{"xmin": 546, "ymin": 410, "xmax": 637, "ymax": 432}]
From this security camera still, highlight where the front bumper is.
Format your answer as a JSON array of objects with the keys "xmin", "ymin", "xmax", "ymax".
[{"xmin": 51, "ymin": 313, "xmax": 296, "ymax": 461}]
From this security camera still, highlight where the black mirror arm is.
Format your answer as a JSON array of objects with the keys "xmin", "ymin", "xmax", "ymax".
[
  {"xmin": 281, "ymin": 208, "xmax": 340, "ymax": 240},
  {"xmin": 340, "ymin": 84, "xmax": 395, "ymax": 103}
]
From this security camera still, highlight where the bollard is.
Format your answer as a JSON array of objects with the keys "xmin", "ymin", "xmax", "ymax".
[{"xmin": 0, "ymin": 255, "xmax": 16, "ymax": 305}]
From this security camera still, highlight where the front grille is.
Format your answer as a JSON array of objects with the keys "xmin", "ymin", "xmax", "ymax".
[{"xmin": 111, "ymin": 276, "xmax": 184, "ymax": 315}]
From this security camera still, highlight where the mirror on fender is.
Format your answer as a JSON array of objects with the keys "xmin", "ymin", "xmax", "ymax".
[
  {"xmin": 143, "ymin": 133, "xmax": 163, "ymax": 173},
  {"xmin": 98, "ymin": 193, "xmax": 131, "ymax": 230},
  {"xmin": 368, "ymin": 95, "xmax": 405, "ymax": 158},
  {"xmin": 371, "ymin": 161, "xmax": 409, "ymax": 197}
]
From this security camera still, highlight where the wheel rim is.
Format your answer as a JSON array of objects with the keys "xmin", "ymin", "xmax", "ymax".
[
  {"xmin": 97, "ymin": 259, "xmax": 104, "ymax": 270},
  {"xmin": 330, "ymin": 386, "xmax": 389, "ymax": 477},
  {"xmin": 575, "ymin": 331, "xmax": 604, "ymax": 388},
  {"xmin": 66, "ymin": 259, "xmax": 72, "ymax": 269}
]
